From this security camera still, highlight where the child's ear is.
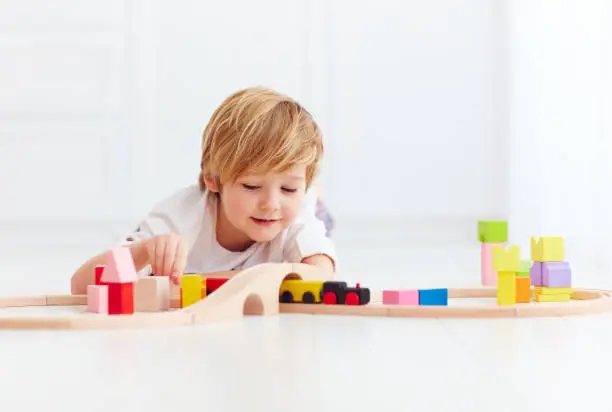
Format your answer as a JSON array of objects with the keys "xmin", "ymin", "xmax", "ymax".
[{"xmin": 203, "ymin": 175, "xmax": 219, "ymax": 192}]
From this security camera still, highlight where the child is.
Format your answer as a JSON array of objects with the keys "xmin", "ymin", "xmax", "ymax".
[{"xmin": 70, "ymin": 86, "xmax": 337, "ymax": 294}]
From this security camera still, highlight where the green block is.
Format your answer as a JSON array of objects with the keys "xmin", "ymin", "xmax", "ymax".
[
  {"xmin": 477, "ymin": 220, "xmax": 508, "ymax": 243},
  {"xmin": 517, "ymin": 259, "xmax": 532, "ymax": 277}
]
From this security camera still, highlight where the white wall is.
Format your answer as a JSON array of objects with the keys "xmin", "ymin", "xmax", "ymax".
[{"xmin": 0, "ymin": 0, "xmax": 507, "ymax": 226}]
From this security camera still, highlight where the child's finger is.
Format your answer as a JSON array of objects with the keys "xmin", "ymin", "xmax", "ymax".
[
  {"xmin": 173, "ymin": 240, "xmax": 188, "ymax": 275},
  {"xmin": 162, "ymin": 236, "xmax": 178, "ymax": 276},
  {"xmin": 154, "ymin": 239, "xmax": 166, "ymax": 276}
]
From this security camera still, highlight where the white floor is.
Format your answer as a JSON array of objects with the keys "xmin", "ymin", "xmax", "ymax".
[{"xmin": 0, "ymin": 219, "xmax": 611, "ymax": 412}]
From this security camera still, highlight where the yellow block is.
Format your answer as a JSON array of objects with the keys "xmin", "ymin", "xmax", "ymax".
[
  {"xmin": 181, "ymin": 274, "xmax": 202, "ymax": 308},
  {"xmin": 492, "ymin": 245, "xmax": 520, "ymax": 272},
  {"xmin": 533, "ymin": 286, "xmax": 572, "ymax": 295},
  {"xmin": 531, "ymin": 236, "xmax": 564, "ymax": 262},
  {"xmin": 497, "ymin": 271, "xmax": 516, "ymax": 305},
  {"xmin": 534, "ymin": 293, "xmax": 571, "ymax": 302}
]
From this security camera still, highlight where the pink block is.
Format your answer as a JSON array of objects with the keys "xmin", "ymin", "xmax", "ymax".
[
  {"xmin": 382, "ymin": 290, "xmax": 419, "ymax": 305},
  {"xmin": 101, "ymin": 247, "xmax": 138, "ymax": 284},
  {"xmin": 87, "ymin": 285, "xmax": 108, "ymax": 314},
  {"xmin": 481, "ymin": 242, "xmax": 503, "ymax": 286}
]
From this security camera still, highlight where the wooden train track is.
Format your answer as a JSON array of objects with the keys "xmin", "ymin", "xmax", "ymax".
[{"xmin": 0, "ymin": 286, "xmax": 609, "ymax": 330}]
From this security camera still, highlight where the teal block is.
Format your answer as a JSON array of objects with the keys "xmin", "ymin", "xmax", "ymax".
[
  {"xmin": 478, "ymin": 220, "xmax": 508, "ymax": 243},
  {"xmin": 418, "ymin": 289, "xmax": 448, "ymax": 306}
]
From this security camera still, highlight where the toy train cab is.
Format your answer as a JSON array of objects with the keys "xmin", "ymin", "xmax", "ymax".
[
  {"xmin": 279, "ymin": 280, "xmax": 370, "ymax": 305},
  {"xmin": 321, "ymin": 281, "xmax": 370, "ymax": 305}
]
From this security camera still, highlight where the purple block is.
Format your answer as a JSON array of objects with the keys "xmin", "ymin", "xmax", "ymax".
[
  {"xmin": 542, "ymin": 262, "xmax": 571, "ymax": 287},
  {"xmin": 530, "ymin": 262, "xmax": 543, "ymax": 286}
]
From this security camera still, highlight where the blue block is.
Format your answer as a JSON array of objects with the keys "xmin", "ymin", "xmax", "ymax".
[{"xmin": 418, "ymin": 288, "xmax": 448, "ymax": 306}]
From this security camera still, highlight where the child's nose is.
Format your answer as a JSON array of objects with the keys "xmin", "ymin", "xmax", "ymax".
[{"xmin": 261, "ymin": 193, "xmax": 280, "ymax": 210}]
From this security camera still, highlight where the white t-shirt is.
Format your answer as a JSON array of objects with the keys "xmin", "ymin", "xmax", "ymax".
[{"xmin": 118, "ymin": 184, "xmax": 337, "ymax": 276}]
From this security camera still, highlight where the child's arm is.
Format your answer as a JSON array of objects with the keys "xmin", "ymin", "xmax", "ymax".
[
  {"xmin": 70, "ymin": 241, "xmax": 149, "ymax": 295},
  {"xmin": 283, "ymin": 188, "xmax": 338, "ymax": 275}
]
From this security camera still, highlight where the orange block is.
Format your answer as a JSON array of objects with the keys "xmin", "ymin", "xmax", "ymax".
[{"xmin": 515, "ymin": 276, "xmax": 531, "ymax": 303}]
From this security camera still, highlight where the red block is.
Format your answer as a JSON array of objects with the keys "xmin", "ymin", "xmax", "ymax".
[
  {"xmin": 95, "ymin": 265, "xmax": 107, "ymax": 285},
  {"xmin": 107, "ymin": 282, "xmax": 134, "ymax": 315},
  {"xmin": 206, "ymin": 277, "xmax": 229, "ymax": 294}
]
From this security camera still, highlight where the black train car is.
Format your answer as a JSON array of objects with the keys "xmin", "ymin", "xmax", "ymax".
[{"xmin": 320, "ymin": 281, "xmax": 370, "ymax": 305}]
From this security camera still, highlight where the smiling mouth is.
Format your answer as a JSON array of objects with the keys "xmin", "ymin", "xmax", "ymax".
[{"xmin": 251, "ymin": 217, "xmax": 280, "ymax": 224}]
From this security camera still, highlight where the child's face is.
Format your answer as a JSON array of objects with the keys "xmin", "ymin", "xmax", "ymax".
[{"xmin": 214, "ymin": 165, "xmax": 308, "ymax": 251}]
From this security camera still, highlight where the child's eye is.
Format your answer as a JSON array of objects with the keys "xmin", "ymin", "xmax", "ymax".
[
  {"xmin": 282, "ymin": 187, "xmax": 297, "ymax": 193},
  {"xmin": 243, "ymin": 184, "xmax": 259, "ymax": 190}
]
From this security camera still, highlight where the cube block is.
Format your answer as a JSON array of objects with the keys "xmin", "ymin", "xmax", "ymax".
[
  {"xmin": 542, "ymin": 262, "xmax": 571, "ymax": 287},
  {"xmin": 87, "ymin": 285, "xmax": 108, "ymax": 314},
  {"xmin": 134, "ymin": 276, "xmax": 170, "ymax": 312},
  {"xmin": 418, "ymin": 289, "xmax": 448, "ymax": 306},
  {"xmin": 382, "ymin": 289, "xmax": 419, "ymax": 305},
  {"xmin": 478, "ymin": 220, "xmax": 508, "ymax": 243},
  {"xmin": 108, "ymin": 282, "xmax": 134, "ymax": 315},
  {"xmin": 531, "ymin": 236, "xmax": 564, "ymax": 262}
]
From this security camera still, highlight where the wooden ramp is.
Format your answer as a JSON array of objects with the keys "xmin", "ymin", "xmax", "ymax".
[{"xmin": 181, "ymin": 262, "xmax": 335, "ymax": 323}]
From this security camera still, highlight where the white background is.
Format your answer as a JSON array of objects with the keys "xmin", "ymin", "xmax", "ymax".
[{"xmin": 1, "ymin": 0, "xmax": 611, "ymax": 273}]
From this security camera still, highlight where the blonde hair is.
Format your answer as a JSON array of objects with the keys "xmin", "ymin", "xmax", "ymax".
[{"xmin": 199, "ymin": 86, "xmax": 323, "ymax": 191}]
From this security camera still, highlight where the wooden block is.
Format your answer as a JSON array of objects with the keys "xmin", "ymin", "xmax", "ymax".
[
  {"xmin": 534, "ymin": 286, "xmax": 572, "ymax": 295},
  {"xmin": 481, "ymin": 242, "xmax": 503, "ymax": 286},
  {"xmin": 95, "ymin": 265, "xmax": 107, "ymax": 285},
  {"xmin": 134, "ymin": 277, "xmax": 170, "ymax": 312},
  {"xmin": 418, "ymin": 289, "xmax": 448, "ymax": 306},
  {"xmin": 101, "ymin": 247, "xmax": 138, "ymax": 284},
  {"xmin": 181, "ymin": 274, "xmax": 202, "ymax": 308},
  {"xmin": 382, "ymin": 290, "xmax": 419, "ymax": 305},
  {"xmin": 108, "ymin": 283, "xmax": 134, "ymax": 315},
  {"xmin": 517, "ymin": 260, "xmax": 532, "ymax": 277},
  {"xmin": 534, "ymin": 293, "xmax": 571, "ymax": 302},
  {"xmin": 542, "ymin": 262, "xmax": 571, "ymax": 287},
  {"xmin": 531, "ymin": 236, "xmax": 564, "ymax": 262},
  {"xmin": 478, "ymin": 220, "xmax": 508, "ymax": 243},
  {"xmin": 530, "ymin": 262, "xmax": 543, "ymax": 286},
  {"xmin": 497, "ymin": 271, "xmax": 516, "ymax": 305},
  {"xmin": 492, "ymin": 245, "xmax": 520, "ymax": 272},
  {"xmin": 87, "ymin": 285, "xmax": 108, "ymax": 314},
  {"xmin": 515, "ymin": 276, "xmax": 531, "ymax": 303}
]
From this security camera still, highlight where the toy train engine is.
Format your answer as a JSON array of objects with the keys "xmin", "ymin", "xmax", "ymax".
[
  {"xmin": 279, "ymin": 279, "xmax": 370, "ymax": 306},
  {"xmin": 321, "ymin": 281, "xmax": 370, "ymax": 305}
]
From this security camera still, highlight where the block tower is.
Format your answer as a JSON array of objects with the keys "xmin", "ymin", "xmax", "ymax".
[
  {"xmin": 88, "ymin": 247, "xmax": 138, "ymax": 315},
  {"xmin": 530, "ymin": 237, "xmax": 572, "ymax": 302},
  {"xmin": 478, "ymin": 220, "xmax": 508, "ymax": 286},
  {"xmin": 492, "ymin": 244, "xmax": 520, "ymax": 305}
]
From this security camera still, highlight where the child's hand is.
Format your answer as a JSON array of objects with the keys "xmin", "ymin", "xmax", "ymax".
[{"xmin": 143, "ymin": 234, "xmax": 188, "ymax": 285}]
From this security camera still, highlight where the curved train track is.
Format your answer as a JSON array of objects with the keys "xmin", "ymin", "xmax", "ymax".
[{"xmin": 0, "ymin": 263, "xmax": 610, "ymax": 330}]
